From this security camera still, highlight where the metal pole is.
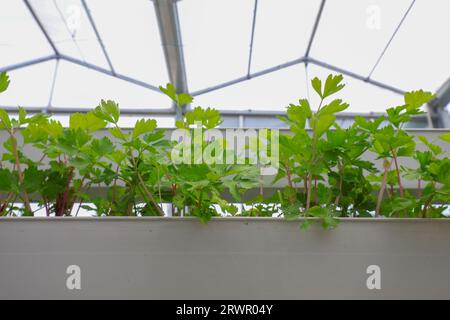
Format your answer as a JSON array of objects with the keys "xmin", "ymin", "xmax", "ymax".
[
  {"xmin": 23, "ymin": 0, "xmax": 60, "ymax": 56},
  {"xmin": 0, "ymin": 55, "xmax": 57, "ymax": 73}
]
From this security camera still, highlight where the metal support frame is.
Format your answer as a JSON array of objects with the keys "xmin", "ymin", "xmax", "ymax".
[
  {"xmin": 59, "ymin": 54, "xmax": 160, "ymax": 92},
  {"xmin": 23, "ymin": 0, "xmax": 59, "ymax": 56},
  {"xmin": 368, "ymin": 0, "xmax": 416, "ymax": 78},
  {"xmin": 153, "ymin": 0, "xmax": 189, "ymax": 119},
  {"xmin": 0, "ymin": 55, "xmax": 57, "ymax": 73},
  {"xmin": 191, "ymin": 56, "xmax": 404, "ymax": 97},
  {"xmin": 307, "ymin": 57, "xmax": 405, "ymax": 95},
  {"xmin": 305, "ymin": 0, "xmax": 326, "ymax": 59},
  {"xmin": 0, "ymin": 105, "xmax": 174, "ymax": 115},
  {"xmin": 428, "ymin": 78, "xmax": 450, "ymax": 128},
  {"xmin": 46, "ymin": 59, "xmax": 60, "ymax": 112},
  {"xmin": 0, "ymin": 0, "xmax": 445, "ymax": 129},
  {"xmin": 80, "ymin": 0, "xmax": 116, "ymax": 75},
  {"xmin": 247, "ymin": 0, "xmax": 259, "ymax": 76},
  {"xmin": 192, "ymin": 57, "xmax": 306, "ymax": 96}
]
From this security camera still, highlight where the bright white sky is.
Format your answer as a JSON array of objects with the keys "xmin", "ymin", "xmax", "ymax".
[{"xmin": 0, "ymin": 0, "xmax": 449, "ymax": 114}]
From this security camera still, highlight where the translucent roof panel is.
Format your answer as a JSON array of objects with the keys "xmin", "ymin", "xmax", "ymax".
[
  {"xmin": 306, "ymin": 64, "xmax": 404, "ymax": 113},
  {"xmin": 86, "ymin": 0, "xmax": 169, "ymax": 85},
  {"xmin": 0, "ymin": 0, "xmax": 52, "ymax": 66},
  {"xmin": 193, "ymin": 64, "xmax": 308, "ymax": 111},
  {"xmin": 178, "ymin": 0, "xmax": 254, "ymax": 91},
  {"xmin": 311, "ymin": 0, "xmax": 412, "ymax": 76},
  {"xmin": 371, "ymin": 0, "xmax": 450, "ymax": 92},
  {"xmin": 51, "ymin": 61, "xmax": 170, "ymax": 109},
  {"xmin": 0, "ymin": 60, "xmax": 56, "ymax": 107},
  {"xmin": 28, "ymin": 0, "xmax": 109, "ymax": 68},
  {"xmin": 250, "ymin": 0, "xmax": 321, "ymax": 72},
  {"xmin": 0, "ymin": 0, "xmax": 448, "ymax": 117}
]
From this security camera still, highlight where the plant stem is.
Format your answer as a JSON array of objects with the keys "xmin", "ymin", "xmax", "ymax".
[
  {"xmin": 334, "ymin": 162, "xmax": 343, "ymax": 207},
  {"xmin": 58, "ymin": 167, "xmax": 74, "ymax": 216},
  {"xmin": 7, "ymin": 195, "xmax": 18, "ymax": 216},
  {"xmin": 157, "ymin": 166, "xmax": 162, "ymax": 207},
  {"xmin": 303, "ymin": 175, "xmax": 308, "ymax": 207},
  {"xmin": 43, "ymin": 196, "xmax": 50, "ymax": 216},
  {"xmin": 391, "ymin": 148, "xmax": 404, "ymax": 197},
  {"xmin": 285, "ymin": 162, "xmax": 293, "ymax": 188},
  {"xmin": 111, "ymin": 164, "xmax": 120, "ymax": 206},
  {"xmin": 137, "ymin": 172, "xmax": 164, "ymax": 216},
  {"xmin": 421, "ymin": 195, "xmax": 433, "ymax": 218},
  {"xmin": 128, "ymin": 149, "xmax": 164, "ymax": 216},
  {"xmin": 69, "ymin": 175, "xmax": 86, "ymax": 214},
  {"xmin": 9, "ymin": 129, "xmax": 32, "ymax": 213},
  {"xmin": 417, "ymin": 179, "xmax": 422, "ymax": 197},
  {"xmin": 0, "ymin": 192, "xmax": 13, "ymax": 215},
  {"xmin": 75, "ymin": 183, "xmax": 91, "ymax": 217},
  {"xmin": 313, "ymin": 177, "xmax": 318, "ymax": 205},
  {"xmin": 376, "ymin": 159, "xmax": 392, "ymax": 217},
  {"xmin": 306, "ymin": 99, "xmax": 323, "ymax": 210}
]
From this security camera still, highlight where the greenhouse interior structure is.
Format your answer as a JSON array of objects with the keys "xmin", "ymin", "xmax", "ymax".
[{"xmin": 1, "ymin": 0, "xmax": 450, "ymax": 301}]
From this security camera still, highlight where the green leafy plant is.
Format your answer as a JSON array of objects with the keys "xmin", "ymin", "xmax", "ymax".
[
  {"xmin": 1, "ymin": 72, "xmax": 449, "ymax": 228},
  {"xmin": 159, "ymin": 84, "xmax": 259, "ymax": 223}
]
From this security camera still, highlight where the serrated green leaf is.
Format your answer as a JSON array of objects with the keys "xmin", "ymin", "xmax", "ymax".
[
  {"xmin": 314, "ymin": 113, "xmax": 335, "ymax": 138},
  {"xmin": 0, "ymin": 72, "xmax": 10, "ymax": 94},
  {"xmin": 94, "ymin": 100, "xmax": 120, "ymax": 124},
  {"xmin": 318, "ymin": 99, "xmax": 349, "ymax": 116},
  {"xmin": 18, "ymin": 107, "xmax": 27, "ymax": 124},
  {"xmin": 159, "ymin": 83, "xmax": 177, "ymax": 102},
  {"xmin": 175, "ymin": 119, "xmax": 185, "ymax": 129},
  {"xmin": 311, "ymin": 77, "xmax": 322, "ymax": 98},
  {"xmin": 23, "ymin": 166, "xmax": 46, "ymax": 193},
  {"xmin": 91, "ymin": 137, "xmax": 114, "ymax": 156},
  {"xmin": 159, "ymin": 83, "xmax": 193, "ymax": 107},
  {"xmin": 0, "ymin": 168, "xmax": 18, "ymax": 192},
  {"xmin": 44, "ymin": 120, "xmax": 63, "ymax": 138},
  {"xmin": 177, "ymin": 93, "xmax": 193, "ymax": 106},
  {"xmin": 70, "ymin": 111, "xmax": 106, "ymax": 133},
  {"xmin": 0, "ymin": 109, "xmax": 11, "ymax": 129},
  {"xmin": 107, "ymin": 150, "xmax": 126, "ymax": 164},
  {"xmin": 322, "ymin": 74, "xmax": 345, "ymax": 98},
  {"xmin": 109, "ymin": 127, "xmax": 127, "ymax": 140},
  {"xmin": 133, "ymin": 119, "xmax": 157, "ymax": 138},
  {"xmin": 404, "ymin": 90, "xmax": 434, "ymax": 109},
  {"xmin": 418, "ymin": 136, "xmax": 442, "ymax": 155},
  {"xmin": 69, "ymin": 156, "xmax": 91, "ymax": 170}
]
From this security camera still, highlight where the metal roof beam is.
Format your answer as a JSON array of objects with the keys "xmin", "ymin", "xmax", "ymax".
[
  {"xmin": 153, "ymin": 0, "xmax": 189, "ymax": 118},
  {"xmin": 192, "ymin": 57, "xmax": 306, "ymax": 97},
  {"xmin": 0, "ymin": 105, "xmax": 175, "ymax": 115},
  {"xmin": 307, "ymin": 57, "xmax": 405, "ymax": 95},
  {"xmin": 192, "ymin": 56, "xmax": 403, "ymax": 98},
  {"xmin": 23, "ymin": 0, "xmax": 59, "ymax": 56},
  {"xmin": 428, "ymin": 78, "xmax": 450, "ymax": 128},
  {"xmin": 246, "ymin": 0, "xmax": 259, "ymax": 76},
  {"xmin": 367, "ymin": 0, "xmax": 416, "ymax": 79},
  {"xmin": 80, "ymin": 0, "xmax": 116, "ymax": 75},
  {"xmin": 0, "ymin": 55, "xmax": 57, "ymax": 73},
  {"xmin": 305, "ymin": 0, "xmax": 326, "ymax": 59},
  {"xmin": 59, "ymin": 54, "xmax": 161, "ymax": 92}
]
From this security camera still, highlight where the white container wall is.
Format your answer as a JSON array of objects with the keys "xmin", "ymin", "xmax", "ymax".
[{"xmin": 1, "ymin": 217, "xmax": 450, "ymax": 299}]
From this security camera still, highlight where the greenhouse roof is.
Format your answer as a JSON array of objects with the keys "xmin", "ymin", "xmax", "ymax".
[{"xmin": 0, "ymin": 0, "xmax": 449, "ymax": 121}]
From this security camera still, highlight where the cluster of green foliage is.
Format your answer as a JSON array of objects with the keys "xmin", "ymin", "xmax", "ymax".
[
  {"xmin": 273, "ymin": 75, "xmax": 450, "ymax": 229},
  {"xmin": 1, "ymin": 71, "xmax": 449, "ymax": 228}
]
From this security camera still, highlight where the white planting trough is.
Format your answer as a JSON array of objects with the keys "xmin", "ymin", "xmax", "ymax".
[{"xmin": 0, "ymin": 217, "xmax": 449, "ymax": 299}]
